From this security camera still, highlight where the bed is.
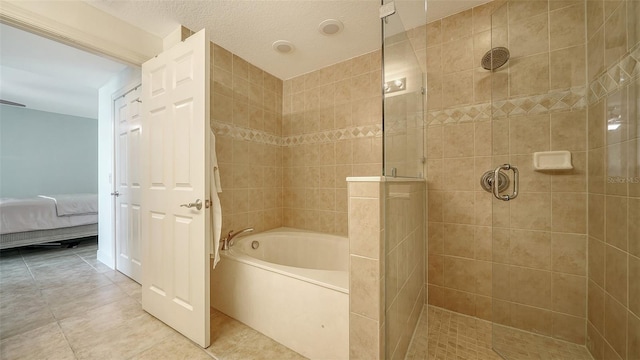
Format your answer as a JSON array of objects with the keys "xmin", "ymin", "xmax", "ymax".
[{"xmin": 0, "ymin": 194, "xmax": 98, "ymax": 249}]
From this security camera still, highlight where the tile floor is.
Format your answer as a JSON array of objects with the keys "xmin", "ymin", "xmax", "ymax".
[
  {"xmin": 406, "ymin": 306, "xmax": 594, "ymax": 360},
  {"xmin": 1, "ymin": 240, "xmax": 596, "ymax": 360},
  {"xmin": 0, "ymin": 238, "xmax": 304, "ymax": 360}
]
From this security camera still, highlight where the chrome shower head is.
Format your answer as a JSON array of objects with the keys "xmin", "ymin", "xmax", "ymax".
[{"xmin": 481, "ymin": 47, "xmax": 510, "ymax": 70}]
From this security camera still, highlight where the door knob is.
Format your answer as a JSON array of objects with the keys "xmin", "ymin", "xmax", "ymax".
[
  {"xmin": 180, "ymin": 199, "xmax": 202, "ymax": 210},
  {"xmin": 110, "ymin": 191, "xmax": 120, "ymax": 197}
]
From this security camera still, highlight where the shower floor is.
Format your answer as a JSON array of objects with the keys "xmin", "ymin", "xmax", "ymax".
[{"xmin": 406, "ymin": 306, "xmax": 593, "ymax": 360}]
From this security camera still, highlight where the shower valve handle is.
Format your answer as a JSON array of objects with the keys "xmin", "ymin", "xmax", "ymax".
[{"xmin": 492, "ymin": 164, "xmax": 518, "ymax": 201}]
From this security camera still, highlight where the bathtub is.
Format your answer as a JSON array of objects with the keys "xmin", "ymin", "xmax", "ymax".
[{"xmin": 210, "ymin": 228, "xmax": 349, "ymax": 359}]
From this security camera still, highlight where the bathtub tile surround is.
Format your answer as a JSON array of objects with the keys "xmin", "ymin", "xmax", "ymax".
[
  {"xmin": 585, "ymin": 0, "xmax": 640, "ymax": 358},
  {"xmin": 282, "ymin": 51, "xmax": 383, "ymax": 236},
  {"xmin": 347, "ymin": 177, "xmax": 425, "ymax": 360},
  {"xmin": 210, "ymin": 43, "xmax": 285, "ymax": 238},
  {"xmin": 211, "ymin": 44, "xmax": 385, "ymax": 239}
]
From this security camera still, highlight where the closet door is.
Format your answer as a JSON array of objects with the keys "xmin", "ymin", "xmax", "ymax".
[{"xmin": 115, "ymin": 86, "xmax": 143, "ymax": 283}]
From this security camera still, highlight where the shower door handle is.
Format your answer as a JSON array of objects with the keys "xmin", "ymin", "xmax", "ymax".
[{"xmin": 493, "ymin": 164, "xmax": 518, "ymax": 201}]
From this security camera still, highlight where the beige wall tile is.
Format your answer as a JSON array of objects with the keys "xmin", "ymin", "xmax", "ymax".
[
  {"xmin": 550, "ymin": 110, "xmax": 587, "ymax": 151},
  {"xmin": 586, "ymin": 0, "xmax": 604, "ymax": 40},
  {"xmin": 551, "ymin": 233, "xmax": 587, "ymax": 275},
  {"xmin": 587, "ymin": 321, "xmax": 605, "ymax": 360},
  {"xmin": 443, "ymin": 288, "xmax": 476, "ymax": 317},
  {"xmin": 510, "ymin": 192, "xmax": 551, "ymax": 231},
  {"xmin": 509, "ymin": 114, "xmax": 550, "ymax": 155},
  {"xmin": 629, "ymin": 311, "xmax": 640, "ymax": 360},
  {"xmin": 444, "ymin": 257, "xmax": 477, "ymax": 293},
  {"xmin": 349, "ymin": 313, "xmax": 379, "ymax": 360},
  {"xmin": 443, "ymin": 123, "xmax": 475, "ymax": 158},
  {"xmin": 509, "ymin": 13, "xmax": 549, "ymax": 57},
  {"xmin": 510, "ymin": 266, "xmax": 552, "ymax": 309},
  {"xmin": 508, "ymin": 0, "xmax": 548, "ymax": 23},
  {"xmin": 426, "ymin": 20, "xmax": 442, "ymax": 46},
  {"xmin": 589, "ymin": 237, "xmax": 606, "ymax": 288},
  {"xmin": 549, "ymin": 3, "xmax": 586, "ymax": 50},
  {"xmin": 509, "ymin": 53, "xmax": 550, "ymax": 96},
  {"xmin": 630, "ymin": 255, "xmax": 640, "ymax": 317},
  {"xmin": 350, "ymin": 255, "xmax": 380, "ymax": 320},
  {"xmin": 442, "ymin": 70, "xmax": 474, "ymax": 108},
  {"xmin": 441, "ymin": 9, "xmax": 473, "ymax": 43},
  {"xmin": 553, "ymin": 312, "xmax": 586, "ymax": 344},
  {"xmin": 552, "ymin": 273, "xmax": 587, "ymax": 316},
  {"xmin": 442, "ymin": 37, "xmax": 474, "ymax": 74},
  {"xmin": 443, "ymin": 224, "xmax": 475, "ymax": 258},
  {"xmin": 604, "ymin": 294, "xmax": 627, "ymax": 358},
  {"xmin": 510, "ymin": 302, "xmax": 553, "ymax": 337},
  {"xmin": 630, "ymin": 198, "xmax": 640, "ymax": 258},
  {"xmin": 605, "ymin": 244, "xmax": 628, "ymax": 306},
  {"xmin": 552, "ymin": 151, "xmax": 587, "ymax": 192},
  {"xmin": 509, "ymin": 229, "xmax": 552, "ymax": 270},
  {"xmin": 589, "ymin": 148, "xmax": 606, "ymax": 194},
  {"xmin": 588, "ymin": 280, "xmax": 605, "ymax": 334},
  {"xmin": 587, "ymin": 27, "xmax": 605, "ymax": 81},
  {"xmin": 629, "ymin": 0, "xmax": 640, "ymax": 51},
  {"xmin": 605, "ymin": 195, "xmax": 628, "ymax": 251},
  {"xmin": 443, "ymin": 191, "xmax": 475, "ymax": 225},
  {"xmin": 604, "ymin": 3, "xmax": 627, "ymax": 68},
  {"xmin": 552, "ymin": 193, "xmax": 587, "ymax": 234},
  {"xmin": 472, "ymin": 1, "xmax": 497, "ymax": 33}
]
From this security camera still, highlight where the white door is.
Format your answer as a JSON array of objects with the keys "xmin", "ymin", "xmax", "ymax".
[
  {"xmin": 115, "ymin": 86, "xmax": 143, "ymax": 283},
  {"xmin": 140, "ymin": 29, "xmax": 211, "ymax": 347}
]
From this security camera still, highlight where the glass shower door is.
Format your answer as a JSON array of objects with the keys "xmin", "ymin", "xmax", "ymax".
[
  {"xmin": 382, "ymin": 0, "xmax": 425, "ymax": 179},
  {"xmin": 382, "ymin": 1, "xmax": 426, "ymax": 359}
]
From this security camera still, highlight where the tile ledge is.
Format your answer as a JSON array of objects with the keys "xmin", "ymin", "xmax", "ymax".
[{"xmin": 346, "ymin": 176, "xmax": 425, "ymax": 183}]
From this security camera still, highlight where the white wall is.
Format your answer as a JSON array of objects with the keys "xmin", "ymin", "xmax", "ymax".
[
  {"xmin": 0, "ymin": 105, "xmax": 98, "ymax": 198},
  {"xmin": 96, "ymin": 67, "xmax": 140, "ymax": 269}
]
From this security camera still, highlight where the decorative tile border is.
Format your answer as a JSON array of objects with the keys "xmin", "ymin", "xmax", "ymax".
[
  {"xmin": 587, "ymin": 45, "xmax": 640, "ymax": 104},
  {"xmin": 427, "ymin": 103, "xmax": 491, "ymax": 126},
  {"xmin": 426, "ymin": 87, "xmax": 587, "ymax": 126},
  {"xmin": 212, "ymin": 120, "xmax": 382, "ymax": 147},
  {"xmin": 211, "ymin": 121, "xmax": 282, "ymax": 146}
]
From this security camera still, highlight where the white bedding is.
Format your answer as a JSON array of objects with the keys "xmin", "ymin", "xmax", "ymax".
[
  {"xmin": 0, "ymin": 196, "xmax": 98, "ymax": 235},
  {"xmin": 38, "ymin": 194, "xmax": 98, "ymax": 216}
]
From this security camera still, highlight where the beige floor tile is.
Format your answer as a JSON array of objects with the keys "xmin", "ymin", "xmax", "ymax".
[
  {"xmin": 206, "ymin": 309, "xmax": 306, "ymax": 360},
  {"xmin": 69, "ymin": 312, "xmax": 175, "ymax": 360},
  {"xmin": 0, "ymin": 322, "xmax": 75, "ymax": 360},
  {"xmin": 47, "ymin": 283, "xmax": 129, "ymax": 320},
  {"xmin": 131, "ymin": 331, "xmax": 215, "ymax": 360}
]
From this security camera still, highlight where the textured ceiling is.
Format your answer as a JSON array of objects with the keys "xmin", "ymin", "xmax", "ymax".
[
  {"xmin": 87, "ymin": 0, "xmax": 490, "ymax": 80},
  {"xmin": 0, "ymin": 0, "xmax": 489, "ymax": 118}
]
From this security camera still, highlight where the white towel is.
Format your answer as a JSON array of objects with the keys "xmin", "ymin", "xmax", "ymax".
[{"xmin": 210, "ymin": 129, "xmax": 223, "ymax": 268}]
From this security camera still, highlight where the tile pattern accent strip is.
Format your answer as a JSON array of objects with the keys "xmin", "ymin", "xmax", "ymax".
[
  {"xmin": 426, "ymin": 87, "xmax": 587, "ymax": 126},
  {"xmin": 587, "ymin": 45, "xmax": 640, "ymax": 104},
  {"xmin": 211, "ymin": 120, "xmax": 383, "ymax": 147}
]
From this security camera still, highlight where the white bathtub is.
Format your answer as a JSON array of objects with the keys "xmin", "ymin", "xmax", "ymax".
[{"xmin": 211, "ymin": 228, "xmax": 349, "ymax": 359}]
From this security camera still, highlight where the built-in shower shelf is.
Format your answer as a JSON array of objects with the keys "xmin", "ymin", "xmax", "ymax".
[{"xmin": 533, "ymin": 151, "xmax": 573, "ymax": 170}]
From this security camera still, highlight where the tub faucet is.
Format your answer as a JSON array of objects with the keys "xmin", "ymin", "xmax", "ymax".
[{"xmin": 220, "ymin": 228, "xmax": 254, "ymax": 250}]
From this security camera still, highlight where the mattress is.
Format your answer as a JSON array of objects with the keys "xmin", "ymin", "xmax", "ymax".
[{"xmin": 0, "ymin": 195, "xmax": 98, "ymax": 235}]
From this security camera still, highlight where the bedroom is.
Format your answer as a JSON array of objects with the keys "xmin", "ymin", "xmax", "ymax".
[{"xmin": 0, "ymin": 23, "xmax": 131, "ymax": 251}]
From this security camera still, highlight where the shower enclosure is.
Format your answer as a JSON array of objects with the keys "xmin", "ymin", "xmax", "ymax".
[
  {"xmin": 490, "ymin": 1, "xmax": 639, "ymax": 359},
  {"xmin": 381, "ymin": 1, "xmax": 427, "ymax": 359}
]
